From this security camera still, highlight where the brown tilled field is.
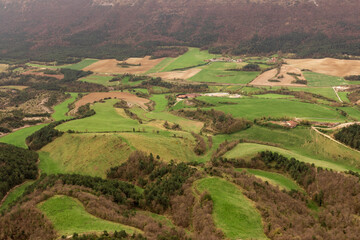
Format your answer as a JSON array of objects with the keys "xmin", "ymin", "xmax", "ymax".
[
  {"xmin": 285, "ymin": 58, "xmax": 360, "ymax": 77},
  {"xmin": 149, "ymin": 68, "xmax": 202, "ymax": 80},
  {"xmin": 83, "ymin": 56, "xmax": 164, "ymax": 74},
  {"xmin": 74, "ymin": 92, "xmax": 150, "ymax": 111},
  {"xmin": 21, "ymin": 70, "xmax": 64, "ymax": 80},
  {"xmin": 250, "ymin": 65, "xmax": 306, "ymax": 87}
]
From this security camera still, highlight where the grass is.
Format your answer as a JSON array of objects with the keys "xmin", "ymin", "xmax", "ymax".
[
  {"xmin": 338, "ymin": 92, "xmax": 350, "ymax": 102},
  {"xmin": 196, "ymin": 177, "xmax": 267, "ymax": 240},
  {"xmin": 52, "ymin": 93, "xmax": 78, "ymax": 121},
  {"xmin": 150, "ymin": 94, "xmax": 168, "ymax": 112},
  {"xmin": 224, "ymin": 142, "xmax": 357, "ymax": 172},
  {"xmin": 38, "ymin": 195, "xmax": 138, "ymax": 236},
  {"xmin": 39, "ymin": 133, "xmax": 132, "ymax": 178},
  {"xmin": 285, "ymin": 87, "xmax": 339, "ymax": 101},
  {"xmin": 0, "ymin": 124, "xmax": 47, "ymax": 148},
  {"xmin": 161, "ymin": 48, "xmax": 215, "ymax": 72},
  {"xmin": 197, "ymin": 96, "xmax": 346, "ymax": 122},
  {"xmin": 27, "ymin": 59, "xmax": 98, "ymax": 70},
  {"xmin": 303, "ymin": 71, "xmax": 346, "ymax": 87},
  {"xmin": 253, "ymin": 94, "xmax": 294, "ymax": 99},
  {"xmin": 0, "ymin": 181, "xmax": 34, "ymax": 211},
  {"xmin": 237, "ymin": 168, "xmax": 302, "ymax": 191},
  {"xmin": 146, "ymin": 58, "xmax": 175, "ymax": 73},
  {"xmin": 56, "ymin": 99, "xmax": 146, "ymax": 132},
  {"xmin": 188, "ymin": 62, "xmax": 259, "ymax": 84},
  {"xmin": 80, "ymin": 75, "xmax": 115, "ymax": 86}
]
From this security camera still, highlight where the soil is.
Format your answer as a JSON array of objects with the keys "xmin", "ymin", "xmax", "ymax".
[
  {"xmin": 83, "ymin": 56, "xmax": 164, "ymax": 74},
  {"xmin": 285, "ymin": 58, "xmax": 360, "ymax": 77},
  {"xmin": 149, "ymin": 68, "xmax": 202, "ymax": 80},
  {"xmin": 74, "ymin": 92, "xmax": 150, "ymax": 111}
]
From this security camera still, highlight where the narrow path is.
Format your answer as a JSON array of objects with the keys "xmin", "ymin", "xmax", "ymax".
[
  {"xmin": 311, "ymin": 126, "xmax": 360, "ymax": 154},
  {"xmin": 332, "ymin": 87, "xmax": 343, "ymax": 103}
]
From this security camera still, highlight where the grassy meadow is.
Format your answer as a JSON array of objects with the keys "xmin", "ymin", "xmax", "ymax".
[
  {"xmin": 0, "ymin": 124, "xmax": 47, "ymax": 148},
  {"xmin": 38, "ymin": 195, "xmax": 138, "ymax": 236},
  {"xmin": 196, "ymin": 177, "xmax": 268, "ymax": 240},
  {"xmin": 238, "ymin": 168, "xmax": 302, "ymax": 191},
  {"xmin": 0, "ymin": 181, "xmax": 34, "ymax": 211},
  {"xmin": 303, "ymin": 71, "xmax": 346, "ymax": 87},
  {"xmin": 52, "ymin": 93, "xmax": 78, "ymax": 121},
  {"xmin": 161, "ymin": 48, "xmax": 215, "ymax": 72}
]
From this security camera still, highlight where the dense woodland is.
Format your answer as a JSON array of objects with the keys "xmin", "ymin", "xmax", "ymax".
[
  {"xmin": 334, "ymin": 124, "xmax": 360, "ymax": 150},
  {"xmin": 0, "ymin": 143, "xmax": 38, "ymax": 201}
]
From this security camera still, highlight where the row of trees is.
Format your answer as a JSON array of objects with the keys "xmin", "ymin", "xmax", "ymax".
[{"xmin": 334, "ymin": 124, "xmax": 360, "ymax": 150}]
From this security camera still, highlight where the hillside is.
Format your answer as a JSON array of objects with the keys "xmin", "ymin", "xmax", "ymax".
[{"xmin": 0, "ymin": 0, "xmax": 359, "ymax": 61}]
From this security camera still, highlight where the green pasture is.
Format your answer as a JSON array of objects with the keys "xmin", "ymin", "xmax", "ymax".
[
  {"xmin": 196, "ymin": 177, "xmax": 267, "ymax": 240},
  {"xmin": 27, "ymin": 59, "xmax": 98, "ymax": 70},
  {"xmin": 150, "ymin": 94, "xmax": 168, "ymax": 112},
  {"xmin": 238, "ymin": 168, "xmax": 302, "ymax": 191},
  {"xmin": 80, "ymin": 75, "xmax": 115, "ymax": 86},
  {"xmin": 188, "ymin": 62, "xmax": 259, "ymax": 84},
  {"xmin": 252, "ymin": 94, "xmax": 294, "ymax": 99},
  {"xmin": 56, "ymin": 99, "xmax": 146, "ymax": 132},
  {"xmin": 38, "ymin": 195, "xmax": 138, "ymax": 236},
  {"xmin": 146, "ymin": 58, "xmax": 175, "ymax": 73},
  {"xmin": 0, "ymin": 124, "xmax": 47, "ymax": 148},
  {"xmin": 161, "ymin": 48, "xmax": 215, "ymax": 72},
  {"xmin": 52, "ymin": 93, "xmax": 78, "ymax": 121},
  {"xmin": 303, "ymin": 71, "xmax": 346, "ymax": 87},
  {"xmin": 39, "ymin": 133, "xmax": 132, "ymax": 178},
  {"xmin": 197, "ymin": 96, "xmax": 346, "ymax": 121},
  {"xmin": 285, "ymin": 87, "xmax": 338, "ymax": 101},
  {"xmin": 0, "ymin": 181, "xmax": 34, "ymax": 211}
]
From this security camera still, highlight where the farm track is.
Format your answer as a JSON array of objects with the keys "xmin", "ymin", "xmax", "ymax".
[
  {"xmin": 332, "ymin": 87, "xmax": 343, "ymax": 102},
  {"xmin": 311, "ymin": 126, "xmax": 360, "ymax": 155}
]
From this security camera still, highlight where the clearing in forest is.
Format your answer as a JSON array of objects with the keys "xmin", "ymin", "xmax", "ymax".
[
  {"xmin": 38, "ymin": 195, "xmax": 138, "ymax": 236},
  {"xmin": 285, "ymin": 58, "xmax": 360, "ymax": 77},
  {"xmin": 196, "ymin": 177, "xmax": 267, "ymax": 240},
  {"xmin": 83, "ymin": 57, "xmax": 164, "ymax": 74},
  {"xmin": 74, "ymin": 92, "xmax": 150, "ymax": 111}
]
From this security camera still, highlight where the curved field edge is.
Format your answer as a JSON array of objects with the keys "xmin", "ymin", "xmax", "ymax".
[
  {"xmin": 195, "ymin": 177, "xmax": 268, "ymax": 240},
  {"xmin": 37, "ymin": 195, "xmax": 140, "ymax": 237},
  {"xmin": 224, "ymin": 142, "xmax": 358, "ymax": 172},
  {"xmin": 0, "ymin": 181, "xmax": 34, "ymax": 211},
  {"xmin": 237, "ymin": 168, "xmax": 302, "ymax": 191}
]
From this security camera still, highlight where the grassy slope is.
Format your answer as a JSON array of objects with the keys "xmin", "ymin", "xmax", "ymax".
[
  {"xmin": 196, "ymin": 177, "xmax": 267, "ymax": 240},
  {"xmin": 52, "ymin": 93, "xmax": 78, "ymax": 121},
  {"xmin": 238, "ymin": 168, "xmax": 302, "ymax": 191},
  {"xmin": 0, "ymin": 124, "xmax": 47, "ymax": 148},
  {"xmin": 189, "ymin": 62, "xmax": 259, "ymax": 84},
  {"xmin": 38, "ymin": 195, "xmax": 138, "ymax": 236},
  {"xmin": 303, "ymin": 71, "xmax": 346, "ymax": 87},
  {"xmin": 146, "ymin": 58, "xmax": 175, "ymax": 74},
  {"xmin": 0, "ymin": 181, "xmax": 34, "ymax": 211},
  {"xmin": 56, "ymin": 100, "xmax": 146, "ymax": 132},
  {"xmin": 39, "ymin": 133, "xmax": 132, "ymax": 177},
  {"xmin": 161, "ymin": 48, "xmax": 215, "ymax": 72},
  {"xmin": 197, "ymin": 96, "xmax": 345, "ymax": 122}
]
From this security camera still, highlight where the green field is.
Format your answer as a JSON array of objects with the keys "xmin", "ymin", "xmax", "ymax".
[
  {"xmin": 80, "ymin": 75, "xmax": 115, "ymax": 86},
  {"xmin": 146, "ymin": 58, "xmax": 175, "ymax": 74},
  {"xmin": 224, "ymin": 142, "xmax": 356, "ymax": 172},
  {"xmin": 27, "ymin": 59, "xmax": 98, "ymax": 70},
  {"xmin": 189, "ymin": 62, "xmax": 259, "ymax": 84},
  {"xmin": 285, "ymin": 87, "xmax": 339, "ymax": 101},
  {"xmin": 39, "ymin": 133, "xmax": 132, "ymax": 177},
  {"xmin": 196, "ymin": 177, "xmax": 267, "ymax": 240},
  {"xmin": 197, "ymin": 96, "xmax": 346, "ymax": 122},
  {"xmin": 0, "ymin": 181, "xmax": 34, "ymax": 211},
  {"xmin": 303, "ymin": 71, "xmax": 346, "ymax": 87},
  {"xmin": 52, "ymin": 93, "xmax": 78, "ymax": 121},
  {"xmin": 162, "ymin": 48, "xmax": 215, "ymax": 72},
  {"xmin": 253, "ymin": 94, "xmax": 294, "ymax": 99},
  {"xmin": 38, "ymin": 195, "xmax": 138, "ymax": 236},
  {"xmin": 56, "ymin": 100, "xmax": 145, "ymax": 132},
  {"xmin": 238, "ymin": 168, "xmax": 302, "ymax": 191},
  {"xmin": 0, "ymin": 124, "xmax": 47, "ymax": 148}
]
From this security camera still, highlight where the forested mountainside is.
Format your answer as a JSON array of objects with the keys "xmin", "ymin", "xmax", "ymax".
[{"xmin": 0, "ymin": 0, "xmax": 359, "ymax": 61}]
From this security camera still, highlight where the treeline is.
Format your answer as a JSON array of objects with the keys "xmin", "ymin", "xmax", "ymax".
[
  {"xmin": 69, "ymin": 231, "xmax": 146, "ymax": 240},
  {"xmin": 176, "ymin": 109, "xmax": 252, "ymax": 134},
  {"xmin": 227, "ymin": 63, "xmax": 260, "ymax": 72},
  {"xmin": 141, "ymin": 77, "xmax": 208, "ymax": 93},
  {"xmin": 110, "ymin": 74, "xmax": 151, "ymax": 83},
  {"xmin": 60, "ymin": 69, "xmax": 92, "ymax": 82},
  {"xmin": 334, "ymin": 124, "xmax": 360, "ymax": 150},
  {"xmin": 344, "ymin": 75, "xmax": 360, "ymax": 81},
  {"xmin": 0, "ymin": 143, "xmax": 38, "ymax": 201},
  {"xmin": 25, "ymin": 121, "xmax": 64, "ymax": 150}
]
